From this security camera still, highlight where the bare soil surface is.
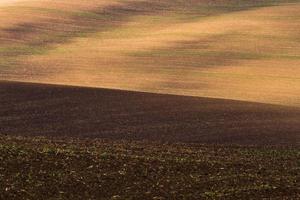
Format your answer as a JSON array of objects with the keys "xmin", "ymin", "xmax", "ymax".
[
  {"xmin": 0, "ymin": 136, "xmax": 299, "ymax": 200},
  {"xmin": 1, "ymin": 81, "xmax": 299, "ymax": 145}
]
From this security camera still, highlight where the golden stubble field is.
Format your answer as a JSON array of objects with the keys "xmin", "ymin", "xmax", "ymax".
[{"xmin": 0, "ymin": 0, "xmax": 300, "ymax": 106}]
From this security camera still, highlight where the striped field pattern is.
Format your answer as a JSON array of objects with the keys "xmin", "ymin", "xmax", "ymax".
[{"xmin": 0, "ymin": 0, "xmax": 300, "ymax": 106}]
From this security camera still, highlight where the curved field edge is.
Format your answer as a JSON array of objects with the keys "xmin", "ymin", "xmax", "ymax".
[
  {"xmin": 0, "ymin": 135, "xmax": 299, "ymax": 200},
  {"xmin": 1, "ymin": 81, "xmax": 300, "ymax": 146},
  {"xmin": 0, "ymin": 0, "xmax": 300, "ymax": 107}
]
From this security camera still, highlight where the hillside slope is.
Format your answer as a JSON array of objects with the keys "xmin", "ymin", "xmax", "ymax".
[
  {"xmin": 0, "ymin": 0, "xmax": 300, "ymax": 106},
  {"xmin": 1, "ymin": 81, "xmax": 299, "ymax": 145}
]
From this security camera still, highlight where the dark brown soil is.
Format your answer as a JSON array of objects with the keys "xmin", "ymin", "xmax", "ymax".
[
  {"xmin": 0, "ymin": 136, "xmax": 299, "ymax": 200},
  {"xmin": 0, "ymin": 81, "xmax": 299, "ymax": 145}
]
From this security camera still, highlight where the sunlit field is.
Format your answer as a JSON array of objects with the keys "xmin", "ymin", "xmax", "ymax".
[{"xmin": 1, "ymin": 0, "xmax": 300, "ymax": 106}]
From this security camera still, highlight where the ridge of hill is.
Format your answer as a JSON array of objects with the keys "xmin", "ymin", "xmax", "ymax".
[{"xmin": 1, "ymin": 81, "xmax": 299, "ymax": 145}]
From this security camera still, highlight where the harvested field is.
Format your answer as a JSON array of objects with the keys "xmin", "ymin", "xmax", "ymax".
[
  {"xmin": 0, "ymin": 1, "xmax": 300, "ymax": 199},
  {"xmin": 0, "ymin": 0, "xmax": 300, "ymax": 106}
]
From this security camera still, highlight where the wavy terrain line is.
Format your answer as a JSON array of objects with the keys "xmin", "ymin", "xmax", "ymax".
[{"xmin": 0, "ymin": 0, "xmax": 300, "ymax": 106}]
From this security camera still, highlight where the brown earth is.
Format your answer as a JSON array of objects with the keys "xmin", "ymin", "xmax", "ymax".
[
  {"xmin": 1, "ymin": 81, "xmax": 299, "ymax": 145},
  {"xmin": 0, "ymin": 136, "xmax": 299, "ymax": 200}
]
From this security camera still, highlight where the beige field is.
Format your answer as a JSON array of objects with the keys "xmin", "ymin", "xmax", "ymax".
[{"xmin": 0, "ymin": 0, "xmax": 300, "ymax": 106}]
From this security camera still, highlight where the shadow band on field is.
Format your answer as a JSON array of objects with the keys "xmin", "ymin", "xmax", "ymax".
[{"xmin": 0, "ymin": 81, "xmax": 299, "ymax": 146}]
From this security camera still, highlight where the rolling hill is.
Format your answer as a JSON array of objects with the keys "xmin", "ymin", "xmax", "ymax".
[
  {"xmin": 1, "ymin": 81, "xmax": 299, "ymax": 145},
  {"xmin": 1, "ymin": 1, "xmax": 300, "ymax": 199},
  {"xmin": 0, "ymin": 0, "xmax": 300, "ymax": 106}
]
